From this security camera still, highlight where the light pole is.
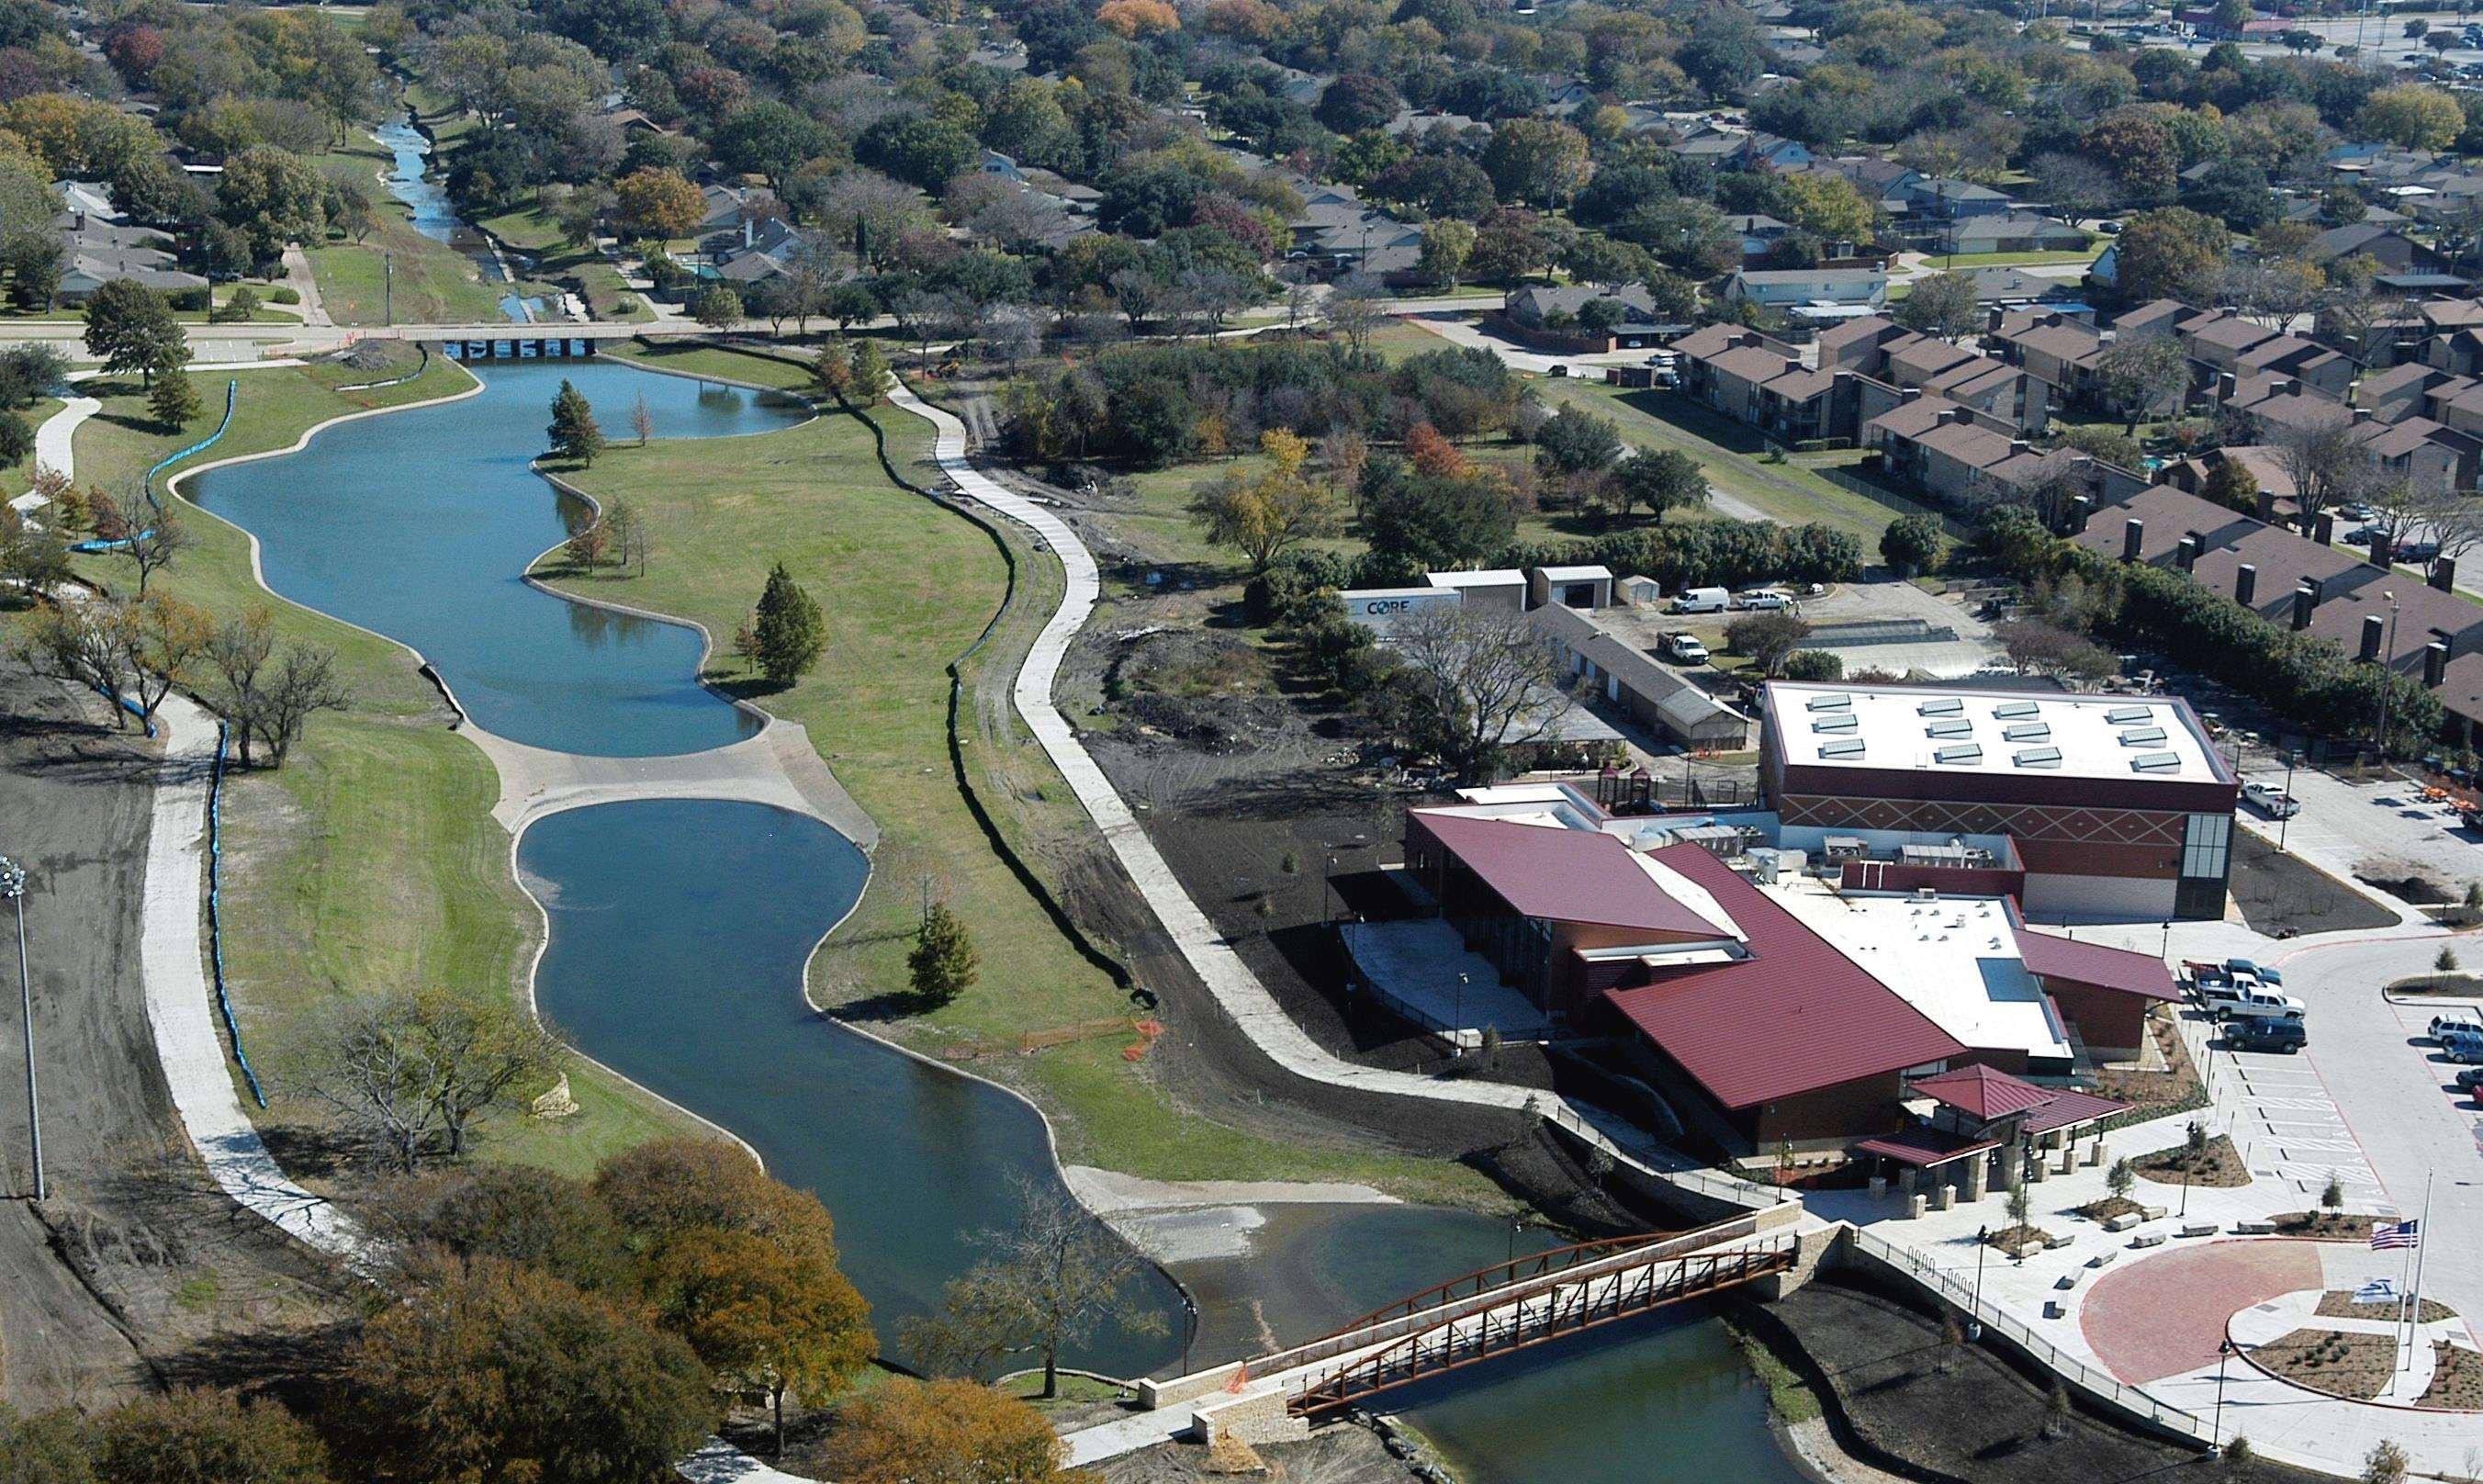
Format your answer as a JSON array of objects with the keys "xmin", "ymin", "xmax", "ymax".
[
  {"xmin": 2374, "ymin": 590, "xmax": 2402, "ymax": 761},
  {"xmin": 2, "ymin": 857, "xmax": 37, "ymax": 1204},
  {"xmin": 1970, "ymin": 1225, "xmax": 1988, "ymax": 1341},
  {"xmin": 2279, "ymin": 750, "xmax": 2298, "ymax": 854},
  {"xmin": 2212, "ymin": 1338, "xmax": 2234, "ymax": 1450},
  {"xmin": 1323, "ymin": 855, "xmax": 1337, "ymax": 924},
  {"xmin": 384, "ymin": 250, "xmax": 394, "ymax": 327},
  {"xmin": 1508, "ymin": 1213, "xmax": 1522, "ymax": 1264},
  {"xmin": 1454, "ymin": 972, "xmax": 1469, "ymax": 1055},
  {"xmin": 1180, "ymin": 1291, "xmax": 1197, "ymax": 1373}
]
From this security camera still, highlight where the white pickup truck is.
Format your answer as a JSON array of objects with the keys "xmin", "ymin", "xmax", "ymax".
[
  {"xmin": 1659, "ymin": 632, "xmax": 1710, "ymax": 665},
  {"xmin": 2241, "ymin": 781, "xmax": 2300, "ymax": 818},
  {"xmin": 2185, "ymin": 962, "xmax": 2306, "ymax": 1021}
]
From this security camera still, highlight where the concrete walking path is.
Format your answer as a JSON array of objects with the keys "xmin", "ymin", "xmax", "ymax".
[
  {"xmin": 882, "ymin": 378, "xmax": 1775, "ymax": 1210},
  {"xmin": 138, "ymin": 694, "xmax": 364, "ymax": 1254},
  {"xmin": 278, "ymin": 245, "xmax": 331, "ymax": 327}
]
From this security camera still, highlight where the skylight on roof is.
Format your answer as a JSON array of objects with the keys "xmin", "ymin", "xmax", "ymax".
[
  {"xmin": 1917, "ymin": 698, "xmax": 1964, "ymax": 716},
  {"xmin": 2003, "ymin": 722, "xmax": 2050, "ymax": 741},
  {"xmin": 2118, "ymin": 726, "xmax": 2167, "ymax": 746},
  {"xmin": 1994, "ymin": 702, "xmax": 2039, "ymax": 720},
  {"xmin": 1820, "ymin": 738, "xmax": 1866, "ymax": 759},
  {"xmin": 2106, "ymin": 705, "xmax": 2152, "ymax": 725},
  {"xmin": 1934, "ymin": 744, "xmax": 1983, "ymax": 765},
  {"xmin": 1813, "ymin": 714, "xmax": 1859, "ymax": 733},
  {"xmin": 1926, "ymin": 717, "xmax": 1972, "ymax": 737},
  {"xmin": 2130, "ymin": 751, "xmax": 2181, "ymax": 772},
  {"xmin": 1806, "ymin": 693, "xmax": 1851, "ymax": 711},
  {"xmin": 2014, "ymin": 747, "xmax": 2062, "ymax": 768}
]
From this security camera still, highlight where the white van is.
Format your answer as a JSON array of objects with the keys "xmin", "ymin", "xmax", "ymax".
[{"xmin": 1671, "ymin": 586, "xmax": 1731, "ymax": 614}]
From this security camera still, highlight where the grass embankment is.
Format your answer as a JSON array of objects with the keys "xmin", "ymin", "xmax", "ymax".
[
  {"xmin": 473, "ymin": 206, "xmax": 653, "ymax": 323},
  {"xmin": 51, "ymin": 354, "xmax": 702, "ymax": 1178},
  {"xmin": 561, "ymin": 342, "xmax": 1501, "ymax": 1204}
]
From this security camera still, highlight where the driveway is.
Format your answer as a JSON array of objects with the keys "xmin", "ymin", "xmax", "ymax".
[{"xmin": 1790, "ymin": 577, "xmax": 2006, "ymax": 677}]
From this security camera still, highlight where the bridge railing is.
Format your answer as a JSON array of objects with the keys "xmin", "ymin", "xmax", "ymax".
[
  {"xmin": 1243, "ymin": 1220, "xmax": 1790, "ymax": 1384},
  {"xmin": 1845, "ymin": 1226, "xmax": 2217, "ymax": 1447}
]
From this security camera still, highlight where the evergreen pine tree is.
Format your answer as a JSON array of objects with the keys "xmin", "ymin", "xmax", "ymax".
[
  {"xmin": 908, "ymin": 902, "xmax": 980, "ymax": 1006},
  {"xmin": 753, "ymin": 561, "xmax": 825, "ymax": 685},
  {"xmin": 546, "ymin": 379, "xmax": 606, "ymax": 466},
  {"xmin": 846, "ymin": 340, "xmax": 889, "ymax": 406},
  {"xmin": 148, "ymin": 367, "xmax": 202, "ymax": 430}
]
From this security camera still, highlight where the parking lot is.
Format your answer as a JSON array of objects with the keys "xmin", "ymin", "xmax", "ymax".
[{"xmin": 2230, "ymin": 761, "xmax": 2482, "ymax": 914}]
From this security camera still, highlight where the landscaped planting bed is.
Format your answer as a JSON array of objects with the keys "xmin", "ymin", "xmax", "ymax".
[{"xmin": 2251, "ymin": 1329, "xmax": 2398, "ymax": 1401}]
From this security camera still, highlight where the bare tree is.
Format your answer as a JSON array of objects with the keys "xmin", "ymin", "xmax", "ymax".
[
  {"xmin": 1389, "ymin": 603, "xmax": 1575, "ymax": 783},
  {"xmin": 11, "ymin": 597, "xmax": 133, "ymax": 722},
  {"xmin": 2422, "ymin": 490, "xmax": 2483, "ymax": 574},
  {"xmin": 2095, "ymin": 334, "xmax": 2191, "ymax": 434},
  {"xmin": 900, "ymin": 1176, "xmax": 1165, "ymax": 1399},
  {"xmin": 1326, "ymin": 272, "xmax": 1388, "ymax": 360},
  {"xmin": 605, "ymin": 497, "xmax": 650, "ymax": 575},
  {"xmin": 298, "ymin": 990, "xmax": 563, "ymax": 1170},
  {"xmin": 631, "ymin": 392, "xmax": 654, "ymax": 447},
  {"xmin": 95, "ymin": 497, "xmax": 186, "ymax": 597},
  {"xmin": 2271, "ymin": 409, "xmax": 2375, "ymax": 533}
]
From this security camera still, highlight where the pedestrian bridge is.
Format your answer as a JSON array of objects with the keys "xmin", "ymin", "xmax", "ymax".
[{"xmin": 1062, "ymin": 1201, "xmax": 1805, "ymax": 1467}]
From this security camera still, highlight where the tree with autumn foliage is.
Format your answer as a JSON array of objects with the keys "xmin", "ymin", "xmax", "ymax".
[
  {"xmin": 644, "ymin": 1227, "xmax": 873, "ymax": 1455},
  {"xmin": 822, "ymin": 1378, "xmax": 1083, "ymax": 1484},
  {"xmin": 1096, "ymin": 0, "xmax": 1179, "ymax": 34},
  {"xmin": 1185, "ymin": 428, "xmax": 1343, "ymax": 573},
  {"xmin": 612, "ymin": 167, "xmax": 705, "ymax": 242},
  {"xmin": 1404, "ymin": 422, "xmax": 1472, "ymax": 478},
  {"xmin": 88, "ymin": 1388, "xmax": 332, "ymax": 1484}
]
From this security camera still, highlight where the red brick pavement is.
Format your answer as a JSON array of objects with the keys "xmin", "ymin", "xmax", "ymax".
[{"xmin": 2079, "ymin": 1241, "xmax": 2325, "ymax": 1385}]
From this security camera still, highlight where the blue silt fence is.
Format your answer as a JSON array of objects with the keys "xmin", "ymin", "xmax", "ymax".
[{"xmin": 206, "ymin": 721, "xmax": 267, "ymax": 1107}]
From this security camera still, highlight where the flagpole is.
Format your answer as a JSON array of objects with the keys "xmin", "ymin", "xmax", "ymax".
[{"xmin": 2404, "ymin": 1175, "xmax": 2434, "ymax": 1371}]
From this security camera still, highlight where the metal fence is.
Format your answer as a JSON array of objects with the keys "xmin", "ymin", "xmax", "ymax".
[
  {"xmin": 206, "ymin": 722, "xmax": 267, "ymax": 1107},
  {"xmin": 1845, "ymin": 1225, "xmax": 2217, "ymax": 1447}
]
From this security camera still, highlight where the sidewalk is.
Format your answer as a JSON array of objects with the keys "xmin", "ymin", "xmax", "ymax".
[{"xmin": 882, "ymin": 377, "xmax": 1780, "ymax": 1212}]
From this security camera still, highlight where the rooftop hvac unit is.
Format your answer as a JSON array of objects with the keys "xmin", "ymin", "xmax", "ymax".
[
  {"xmin": 1915, "ymin": 886, "xmax": 1938, "ymax": 902},
  {"xmin": 1749, "ymin": 848, "xmax": 1780, "ymax": 883},
  {"xmin": 1822, "ymin": 835, "xmax": 1868, "ymax": 860}
]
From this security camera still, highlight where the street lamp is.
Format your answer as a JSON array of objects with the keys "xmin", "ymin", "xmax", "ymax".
[
  {"xmin": 1180, "ymin": 1291, "xmax": 1198, "ymax": 1373},
  {"xmin": 2374, "ymin": 590, "xmax": 2402, "ymax": 760},
  {"xmin": 2212, "ymin": 1338, "xmax": 2235, "ymax": 1450},
  {"xmin": 1971, "ymin": 1224, "xmax": 1988, "ymax": 1341},
  {"xmin": 1323, "ymin": 855, "xmax": 1338, "ymax": 924},
  {"xmin": 1454, "ymin": 972, "xmax": 1469, "ymax": 1055},
  {"xmin": 2279, "ymin": 750, "xmax": 2299, "ymax": 854},
  {"xmin": 2, "ymin": 857, "xmax": 37, "ymax": 1204}
]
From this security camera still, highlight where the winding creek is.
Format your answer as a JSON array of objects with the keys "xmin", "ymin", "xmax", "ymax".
[{"xmin": 186, "ymin": 354, "xmax": 1807, "ymax": 1479}]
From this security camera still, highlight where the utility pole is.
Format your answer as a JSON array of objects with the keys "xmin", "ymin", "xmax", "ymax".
[
  {"xmin": 384, "ymin": 250, "xmax": 394, "ymax": 327},
  {"xmin": 2374, "ymin": 590, "xmax": 2402, "ymax": 760},
  {"xmin": 2, "ymin": 857, "xmax": 37, "ymax": 1204}
]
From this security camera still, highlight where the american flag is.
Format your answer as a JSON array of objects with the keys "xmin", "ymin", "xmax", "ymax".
[{"xmin": 2373, "ymin": 1219, "xmax": 2421, "ymax": 1252}]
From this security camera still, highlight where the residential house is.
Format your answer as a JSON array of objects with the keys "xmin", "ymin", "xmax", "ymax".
[
  {"xmin": 1725, "ymin": 212, "xmax": 1792, "ymax": 264},
  {"xmin": 1864, "ymin": 398, "xmax": 2087, "ymax": 508},
  {"xmin": 1939, "ymin": 213, "xmax": 2090, "ymax": 256},
  {"xmin": 1992, "ymin": 309, "xmax": 2106, "ymax": 403},
  {"xmin": 1722, "ymin": 266, "xmax": 1888, "ymax": 310},
  {"xmin": 1819, "ymin": 315, "xmax": 2050, "ymax": 433},
  {"xmin": 1671, "ymin": 323, "xmax": 1844, "ymax": 442},
  {"xmin": 51, "ymin": 181, "xmax": 203, "ymax": 303},
  {"xmin": 2309, "ymin": 222, "xmax": 2444, "ymax": 275}
]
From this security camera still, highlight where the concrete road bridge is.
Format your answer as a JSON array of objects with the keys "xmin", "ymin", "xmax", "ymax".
[{"xmin": 1062, "ymin": 1202, "xmax": 1806, "ymax": 1467}]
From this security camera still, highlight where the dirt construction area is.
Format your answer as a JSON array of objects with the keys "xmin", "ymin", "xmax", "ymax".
[{"xmin": 0, "ymin": 654, "xmax": 342, "ymax": 1411}]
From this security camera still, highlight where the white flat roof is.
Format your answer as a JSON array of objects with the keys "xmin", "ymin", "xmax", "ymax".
[
  {"xmin": 1771, "ymin": 882, "xmax": 2072, "ymax": 1063},
  {"xmin": 1427, "ymin": 568, "xmax": 1527, "ymax": 590},
  {"xmin": 1768, "ymin": 680, "xmax": 2225, "ymax": 782},
  {"xmin": 1537, "ymin": 564, "xmax": 1614, "ymax": 581}
]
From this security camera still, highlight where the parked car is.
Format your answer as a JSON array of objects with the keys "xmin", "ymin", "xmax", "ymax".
[
  {"xmin": 1734, "ymin": 590, "xmax": 1792, "ymax": 611},
  {"xmin": 1670, "ymin": 587, "xmax": 1731, "ymax": 614},
  {"xmin": 2430, "ymin": 1013, "xmax": 2483, "ymax": 1041},
  {"xmin": 2227, "ymin": 1017, "xmax": 2308, "ymax": 1053},
  {"xmin": 2338, "ymin": 500, "xmax": 2378, "ymax": 521},
  {"xmin": 2440, "ymin": 1030, "xmax": 2483, "ymax": 1064},
  {"xmin": 2241, "ymin": 781, "xmax": 2300, "ymax": 818},
  {"xmin": 2454, "ymin": 1065, "xmax": 2483, "ymax": 1091},
  {"xmin": 1658, "ymin": 631, "xmax": 1710, "ymax": 664},
  {"xmin": 2224, "ymin": 958, "xmax": 2284, "ymax": 986},
  {"xmin": 2193, "ymin": 976, "xmax": 2305, "ymax": 1021}
]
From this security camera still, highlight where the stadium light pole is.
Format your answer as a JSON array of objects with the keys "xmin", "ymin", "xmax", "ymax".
[
  {"xmin": 2, "ymin": 857, "xmax": 38, "ymax": 1204},
  {"xmin": 2279, "ymin": 750, "xmax": 2298, "ymax": 854}
]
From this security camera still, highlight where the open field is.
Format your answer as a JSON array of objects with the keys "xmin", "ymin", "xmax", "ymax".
[
  {"xmin": 303, "ymin": 111, "xmax": 518, "ymax": 325},
  {"xmin": 48, "ymin": 353, "xmax": 705, "ymax": 1178},
  {"xmin": 561, "ymin": 343, "xmax": 1500, "ymax": 1202}
]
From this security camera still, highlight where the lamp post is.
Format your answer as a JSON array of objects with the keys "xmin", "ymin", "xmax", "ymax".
[
  {"xmin": 1181, "ymin": 1291, "xmax": 1198, "ymax": 1374},
  {"xmin": 1509, "ymin": 1213, "xmax": 1523, "ymax": 1264},
  {"xmin": 2279, "ymin": 749, "xmax": 2298, "ymax": 854},
  {"xmin": 1971, "ymin": 1225, "xmax": 1988, "ymax": 1341},
  {"xmin": 1323, "ymin": 855, "xmax": 1338, "ymax": 924},
  {"xmin": 2374, "ymin": 589, "xmax": 2402, "ymax": 760},
  {"xmin": 384, "ymin": 249, "xmax": 394, "ymax": 327},
  {"xmin": 2212, "ymin": 1338, "xmax": 2234, "ymax": 1451},
  {"xmin": 2, "ymin": 857, "xmax": 37, "ymax": 1204},
  {"xmin": 1454, "ymin": 972, "xmax": 1469, "ymax": 1055}
]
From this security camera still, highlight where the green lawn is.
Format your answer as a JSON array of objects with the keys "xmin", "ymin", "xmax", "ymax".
[
  {"xmin": 302, "ymin": 115, "xmax": 515, "ymax": 325},
  {"xmin": 1533, "ymin": 377, "xmax": 1956, "ymax": 545},
  {"xmin": 1915, "ymin": 247, "xmax": 2102, "ymax": 269},
  {"xmin": 547, "ymin": 348, "xmax": 1502, "ymax": 1206},
  {"xmin": 44, "ymin": 357, "xmax": 707, "ymax": 1179}
]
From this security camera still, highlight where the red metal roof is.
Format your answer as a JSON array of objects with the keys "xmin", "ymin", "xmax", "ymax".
[
  {"xmin": 1908, "ymin": 1062, "xmax": 2056, "ymax": 1121},
  {"xmin": 2024, "ymin": 1087, "xmax": 2131, "ymax": 1136},
  {"xmin": 2011, "ymin": 916, "xmax": 2180, "ymax": 1002},
  {"xmin": 1602, "ymin": 845, "xmax": 1965, "ymax": 1111},
  {"xmin": 1410, "ymin": 812, "xmax": 1726, "ymax": 938},
  {"xmin": 1854, "ymin": 1125, "xmax": 1999, "ymax": 1168}
]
